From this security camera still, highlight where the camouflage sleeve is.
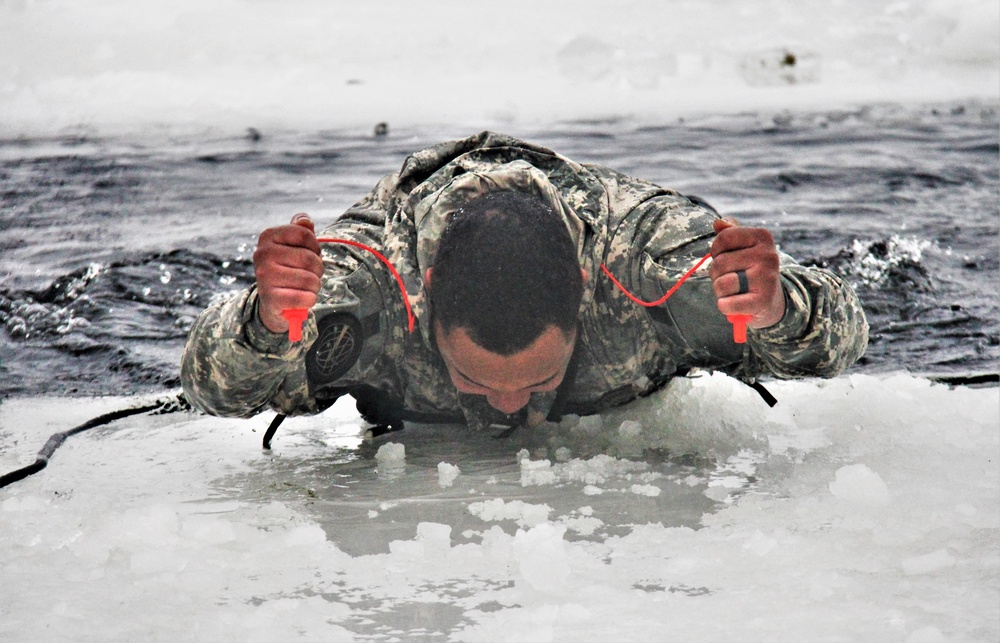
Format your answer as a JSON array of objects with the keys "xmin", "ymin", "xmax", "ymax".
[
  {"xmin": 180, "ymin": 286, "xmax": 321, "ymax": 418},
  {"xmin": 741, "ymin": 263, "xmax": 869, "ymax": 378},
  {"xmin": 621, "ymin": 195, "xmax": 868, "ymax": 379},
  {"xmin": 180, "ymin": 173, "xmax": 399, "ymax": 418}
]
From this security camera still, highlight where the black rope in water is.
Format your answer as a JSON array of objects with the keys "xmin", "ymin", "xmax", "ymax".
[
  {"xmin": 0, "ymin": 393, "xmax": 190, "ymax": 489},
  {"xmin": 262, "ymin": 414, "xmax": 286, "ymax": 450},
  {"xmin": 748, "ymin": 381, "xmax": 778, "ymax": 407}
]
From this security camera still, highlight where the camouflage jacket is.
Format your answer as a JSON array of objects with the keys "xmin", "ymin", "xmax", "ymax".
[{"xmin": 181, "ymin": 131, "xmax": 868, "ymax": 430}]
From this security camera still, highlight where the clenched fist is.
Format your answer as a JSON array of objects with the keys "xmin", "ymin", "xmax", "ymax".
[
  {"xmin": 708, "ymin": 218, "xmax": 786, "ymax": 330},
  {"xmin": 252, "ymin": 213, "xmax": 325, "ymax": 334}
]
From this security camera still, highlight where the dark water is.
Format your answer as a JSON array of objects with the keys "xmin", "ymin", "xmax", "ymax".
[{"xmin": 1, "ymin": 102, "xmax": 997, "ymax": 398}]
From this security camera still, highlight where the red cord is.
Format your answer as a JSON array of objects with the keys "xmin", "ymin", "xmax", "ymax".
[
  {"xmin": 601, "ymin": 252, "xmax": 751, "ymax": 343},
  {"xmin": 282, "ymin": 238, "xmax": 415, "ymax": 342},
  {"xmin": 600, "ymin": 252, "xmax": 712, "ymax": 307},
  {"xmin": 315, "ymin": 238, "xmax": 415, "ymax": 333}
]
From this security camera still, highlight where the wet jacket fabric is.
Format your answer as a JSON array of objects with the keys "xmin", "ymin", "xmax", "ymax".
[{"xmin": 181, "ymin": 131, "xmax": 868, "ymax": 430}]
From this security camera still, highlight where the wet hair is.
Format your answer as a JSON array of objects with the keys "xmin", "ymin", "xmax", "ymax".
[{"xmin": 429, "ymin": 190, "xmax": 583, "ymax": 355}]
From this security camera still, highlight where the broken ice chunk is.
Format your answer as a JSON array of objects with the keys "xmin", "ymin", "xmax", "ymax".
[
  {"xmin": 375, "ymin": 442, "xmax": 405, "ymax": 472},
  {"xmin": 437, "ymin": 462, "xmax": 461, "ymax": 488}
]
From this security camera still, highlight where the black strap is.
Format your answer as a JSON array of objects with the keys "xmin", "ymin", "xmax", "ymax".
[
  {"xmin": 262, "ymin": 413, "xmax": 286, "ymax": 450},
  {"xmin": 0, "ymin": 394, "xmax": 189, "ymax": 489},
  {"xmin": 748, "ymin": 380, "xmax": 778, "ymax": 407}
]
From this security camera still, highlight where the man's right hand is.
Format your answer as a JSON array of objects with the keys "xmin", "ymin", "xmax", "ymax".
[{"xmin": 252, "ymin": 213, "xmax": 324, "ymax": 334}]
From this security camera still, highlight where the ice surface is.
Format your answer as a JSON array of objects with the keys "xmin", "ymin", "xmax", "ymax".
[{"xmin": 1, "ymin": 373, "xmax": 997, "ymax": 641}]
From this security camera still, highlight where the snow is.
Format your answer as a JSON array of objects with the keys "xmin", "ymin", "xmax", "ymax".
[
  {"xmin": 1, "ymin": 372, "xmax": 997, "ymax": 641},
  {"xmin": 0, "ymin": 0, "xmax": 997, "ymax": 138}
]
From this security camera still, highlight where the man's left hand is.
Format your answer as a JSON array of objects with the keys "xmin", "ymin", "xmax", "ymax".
[{"xmin": 708, "ymin": 218, "xmax": 786, "ymax": 330}]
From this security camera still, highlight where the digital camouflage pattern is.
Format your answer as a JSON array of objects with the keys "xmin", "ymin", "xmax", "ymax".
[{"xmin": 181, "ymin": 131, "xmax": 869, "ymax": 431}]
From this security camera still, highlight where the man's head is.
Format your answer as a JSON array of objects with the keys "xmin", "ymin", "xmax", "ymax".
[{"xmin": 426, "ymin": 190, "xmax": 585, "ymax": 414}]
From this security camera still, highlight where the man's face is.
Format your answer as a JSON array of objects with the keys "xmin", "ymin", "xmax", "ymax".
[{"xmin": 434, "ymin": 321, "xmax": 576, "ymax": 415}]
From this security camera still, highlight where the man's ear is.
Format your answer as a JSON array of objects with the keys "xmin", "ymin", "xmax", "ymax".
[
  {"xmin": 424, "ymin": 268, "xmax": 433, "ymax": 290},
  {"xmin": 581, "ymin": 268, "xmax": 588, "ymax": 284}
]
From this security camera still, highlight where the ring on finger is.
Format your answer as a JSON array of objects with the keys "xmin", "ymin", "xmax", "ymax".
[{"xmin": 736, "ymin": 270, "xmax": 749, "ymax": 295}]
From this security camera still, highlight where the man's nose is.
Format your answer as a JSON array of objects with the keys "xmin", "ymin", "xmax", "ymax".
[{"xmin": 486, "ymin": 390, "xmax": 531, "ymax": 415}]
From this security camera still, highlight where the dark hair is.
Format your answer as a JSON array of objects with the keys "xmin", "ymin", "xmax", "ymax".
[{"xmin": 429, "ymin": 190, "xmax": 583, "ymax": 355}]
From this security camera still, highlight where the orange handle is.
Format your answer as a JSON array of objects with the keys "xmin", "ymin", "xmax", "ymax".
[
  {"xmin": 281, "ymin": 308, "xmax": 309, "ymax": 342},
  {"xmin": 727, "ymin": 314, "xmax": 752, "ymax": 343}
]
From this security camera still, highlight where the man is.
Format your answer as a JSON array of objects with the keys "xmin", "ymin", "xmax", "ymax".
[{"xmin": 181, "ymin": 131, "xmax": 868, "ymax": 432}]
